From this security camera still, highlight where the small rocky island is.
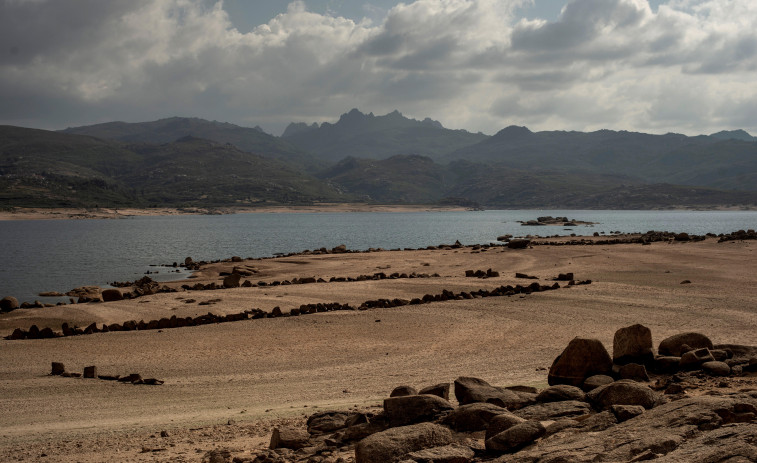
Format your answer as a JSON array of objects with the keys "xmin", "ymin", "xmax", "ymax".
[{"xmin": 518, "ymin": 216, "xmax": 597, "ymax": 226}]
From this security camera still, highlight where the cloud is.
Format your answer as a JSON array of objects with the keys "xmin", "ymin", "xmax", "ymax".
[{"xmin": 0, "ymin": 0, "xmax": 756, "ymax": 136}]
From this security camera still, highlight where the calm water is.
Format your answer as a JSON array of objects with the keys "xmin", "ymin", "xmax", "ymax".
[{"xmin": 1, "ymin": 209, "xmax": 756, "ymax": 304}]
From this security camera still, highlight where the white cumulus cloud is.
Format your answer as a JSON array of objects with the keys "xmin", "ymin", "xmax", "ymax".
[{"xmin": 0, "ymin": 0, "xmax": 755, "ymax": 135}]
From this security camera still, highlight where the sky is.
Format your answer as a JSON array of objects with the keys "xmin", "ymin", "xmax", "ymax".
[{"xmin": 1, "ymin": 0, "xmax": 755, "ymax": 136}]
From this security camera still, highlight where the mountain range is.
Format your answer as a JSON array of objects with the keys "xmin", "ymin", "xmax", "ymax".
[{"xmin": 1, "ymin": 109, "xmax": 756, "ymax": 209}]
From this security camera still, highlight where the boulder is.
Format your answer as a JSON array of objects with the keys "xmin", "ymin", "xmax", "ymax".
[
  {"xmin": 419, "ymin": 383, "xmax": 450, "ymax": 400},
  {"xmin": 485, "ymin": 420, "xmax": 546, "ymax": 453},
  {"xmin": 507, "ymin": 239, "xmax": 530, "ymax": 249},
  {"xmin": 83, "ymin": 366, "xmax": 97, "ymax": 378},
  {"xmin": 454, "ymin": 377, "xmax": 525, "ymax": 409},
  {"xmin": 548, "ymin": 338, "xmax": 613, "ymax": 387},
  {"xmin": 442, "ymin": 402, "xmax": 508, "ymax": 432},
  {"xmin": 536, "ymin": 384, "xmax": 586, "ymax": 403},
  {"xmin": 0, "ymin": 296, "xmax": 19, "ymax": 312},
  {"xmin": 658, "ymin": 332, "xmax": 713, "ymax": 357},
  {"xmin": 587, "ymin": 379, "xmax": 658, "ymax": 410},
  {"xmin": 582, "ymin": 374, "xmax": 615, "ymax": 392},
  {"xmin": 306, "ymin": 410, "xmax": 351, "ymax": 434},
  {"xmin": 613, "ymin": 324, "xmax": 654, "ymax": 365},
  {"xmin": 611, "ymin": 404, "xmax": 645, "ymax": 422},
  {"xmin": 101, "ymin": 289, "xmax": 123, "ymax": 302},
  {"xmin": 513, "ymin": 400, "xmax": 592, "ymax": 421},
  {"xmin": 383, "ymin": 394, "xmax": 454, "ymax": 426},
  {"xmin": 484, "ymin": 413, "xmax": 527, "ymax": 441},
  {"xmin": 702, "ymin": 361, "xmax": 731, "ymax": 376},
  {"xmin": 354, "ymin": 422, "xmax": 453, "ymax": 463},
  {"xmin": 616, "ymin": 363, "xmax": 650, "ymax": 382},
  {"xmin": 231, "ymin": 256, "xmax": 243, "ymax": 262},
  {"xmin": 51, "ymin": 362, "xmax": 66, "ymax": 375},
  {"xmin": 390, "ymin": 385, "xmax": 418, "ymax": 397},
  {"xmin": 680, "ymin": 348, "xmax": 715, "ymax": 370},
  {"xmin": 405, "ymin": 444, "xmax": 475, "ymax": 463},
  {"xmin": 222, "ymin": 273, "xmax": 241, "ymax": 288},
  {"xmin": 269, "ymin": 426, "xmax": 310, "ymax": 450},
  {"xmin": 483, "ymin": 395, "xmax": 757, "ymax": 463}
]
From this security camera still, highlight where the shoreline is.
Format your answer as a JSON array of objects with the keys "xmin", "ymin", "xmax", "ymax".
[
  {"xmin": 0, "ymin": 204, "xmax": 470, "ymax": 221},
  {"xmin": 1, "ymin": 204, "xmax": 755, "ymax": 220}
]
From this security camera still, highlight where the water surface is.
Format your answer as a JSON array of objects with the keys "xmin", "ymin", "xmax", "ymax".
[{"xmin": 1, "ymin": 209, "xmax": 756, "ymax": 303}]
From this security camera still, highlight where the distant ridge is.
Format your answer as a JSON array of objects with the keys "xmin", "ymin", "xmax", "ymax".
[
  {"xmin": 709, "ymin": 129, "xmax": 756, "ymax": 142},
  {"xmin": 3, "ymin": 110, "xmax": 757, "ymax": 209},
  {"xmin": 61, "ymin": 117, "xmax": 321, "ymax": 171},
  {"xmin": 281, "ymin": 108, "xmax": 488, "ymax": 163}
]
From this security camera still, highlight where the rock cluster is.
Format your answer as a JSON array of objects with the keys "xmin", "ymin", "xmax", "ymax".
[
  {"xmin": 6, "ymin": 282, "xmax": 572, "ymax": 341},
  {"xmin": 181, "ymin": 271, "xmax": 442, "ymax": 292},
  {"xmin": 465, "ymin": 269, "xmax": 500, "ymax": 278},
  {"xmin": 50, "ymin": 362, "xmax": 163, "ymax": 385},
  {"xmin": 235, "ymin": 325, "xmax": 757, "ymax": 463},
  {"xmin": 717, "ymin": 228, "xmax": 757, "ymax": 242}
]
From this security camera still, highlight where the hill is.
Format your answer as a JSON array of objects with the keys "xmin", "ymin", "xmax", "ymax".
[
  {"xmin": 61, "ymin": 117, "xmax": 324, "ymax": 172},
  {"xmin": 445, "ymin": 127, "xmax": 757, "ymax": 190},
  {"xmin": 282, "ymin": 109, "xmax": 488, "ymax": 163},
  {"xmin": 0, "ymin": 126, "xmax": 346, "ymax": 207}
]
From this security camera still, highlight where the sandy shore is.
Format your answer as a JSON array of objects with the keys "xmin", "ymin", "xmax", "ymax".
[
  {"xmin": 0, "ymin": 204, "xmax": 469, "ymax": 221},
  {"xmin": 1, "ymin": 237, "xmax": 756, "ymax": 461}
]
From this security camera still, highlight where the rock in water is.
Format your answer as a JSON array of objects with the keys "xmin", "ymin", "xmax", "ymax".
[{"xmin": 548, "ymin": 338, "xmax": 613, "ymax": 387}]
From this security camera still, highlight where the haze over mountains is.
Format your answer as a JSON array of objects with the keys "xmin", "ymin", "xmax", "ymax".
[{"xmin": 2, "ymin": 109, "xmax": 756, "ymax": 209}]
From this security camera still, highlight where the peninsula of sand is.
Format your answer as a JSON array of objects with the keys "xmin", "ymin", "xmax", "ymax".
[{"xmin": 1, "ymin": 231, "xmax": 756, "ymax": 462}]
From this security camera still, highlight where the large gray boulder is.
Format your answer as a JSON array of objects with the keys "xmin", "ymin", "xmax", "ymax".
[
  {"xmin": 658, "ymin": 332, "xmax": 713, "ymax": 356},
  {"xmin": 355, "ymin": 422, "xmax": 453, "ymax": 463},
  {"xmin": 548, "ymin": 338, "xmax": 613, "ymax": 387},
  {"xmin": 586, "ymin": 379, "xmax": 658, "ymax": 410},
  {"xmin": 383, "ymin": 394, "xmax": 454, "ymax": 426},
  {"xmin": 613, "ymin": 324, "xmax": 654, "ymax": 365},
  {"xmin": 454, "ymin": 377, "xmax": 525, "ymax": 409}
]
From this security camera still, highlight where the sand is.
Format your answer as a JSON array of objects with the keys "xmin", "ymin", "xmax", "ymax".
[{"xmin": 1, "ymin": 237, "xmax": 756, "ymax": 461}]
